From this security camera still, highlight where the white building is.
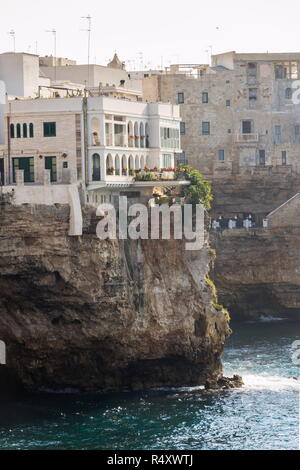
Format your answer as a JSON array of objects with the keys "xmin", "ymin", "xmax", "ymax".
[{"xmin": 1, "ymin": 89, "xmax": 182, "ymax": 194}]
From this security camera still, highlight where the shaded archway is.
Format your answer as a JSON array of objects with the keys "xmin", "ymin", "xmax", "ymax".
[
  {"xmin": 145, "ymin": 123, "xmax": 150, "ymax": 148},
  {"xmin": 128, "ymin": 121, "xmax": 134, "ymax": 147},
  {"xmin": 122, "ymin": 155, "xmax": 128, "ymax": 175},
  {"xmin": 92, "ymin": 153, "xmax": 101, "ymax": 181},
  {"xmin": 135, "ymin": 155, "xmax": 140, "ymax": 170},
  {"xmin": 134, "ymin": 122, "xmax": 139, "ymax": 148},
  {"xmin": 106, "ymin": 154, "xmax": 114, "ymax": 175},
  {"xmin": 140, "ymin": 122, "xmax": 145, "ymax": 148},
  {"xmin": 115, "ymin": 155, "xmax": 121, "ymax": 175},
  {"xmin": 128, "ymin": 155, "xmax": 134, "ymax": 175}
]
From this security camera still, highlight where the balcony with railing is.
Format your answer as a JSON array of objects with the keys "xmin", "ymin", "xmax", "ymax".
[{"xmin": 235, "ymin": 133, "xmax": 259, "ymax": 143}]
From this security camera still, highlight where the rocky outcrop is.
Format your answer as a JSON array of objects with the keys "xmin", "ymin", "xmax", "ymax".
[
  {"xmin": 211, "ymin": 227, "xmax": 300, "ymax": 320},
  {"xmin": 0, "ymin": 202, "xmax": 231, "ymax": 392}
]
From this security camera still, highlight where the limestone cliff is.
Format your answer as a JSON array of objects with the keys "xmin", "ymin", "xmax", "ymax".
[
  {"xmin": 0, "ymin": 202, "xmax": 230, "ymax": 392},
  {"xmin": 211, "ymin": 227, "xmax": 300, "ymax": 320},
  {"xmin": 210, "ymin": 175, "xmax": 300, "ymax": 320}
]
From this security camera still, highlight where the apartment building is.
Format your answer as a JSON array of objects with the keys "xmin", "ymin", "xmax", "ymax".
[{"xmin": 142, "ymin": 52, "xmax": 300, "ymax": 176}]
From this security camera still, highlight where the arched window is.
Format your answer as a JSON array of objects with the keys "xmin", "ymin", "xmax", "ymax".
[
  {"xmin": 92, "ymin": 153, "xmax": 101, "ymax": 181},
  {"xmin": 16, "ymin": 124, "xmax": 21, "ymax": 138},
  {"xmin": 145, "ymin": 123, "xmax": 150, "ymax": 148},
  {"xmin": 23, "ymin": 123, "xmax": 28, "ymax": 138},
  {"xmin": 29, "ymin": 123, "xmax": 34, "ymax": 138},
  {"xmin": 106, "ymin": 154, "xmax": 114, "ymax": 175},
  {"xmin": 285, "ymin": 88, "xmax": 292, "ymax": 100},
  {"xmin": 134, "ymin": 122, "xmax": 139, "ymax": 148},
  {"xmin": 10, "ymin": 124, "xmax": 15, "ymax": 139},
  {"xmin": 128, "ymin": 155, "xmax": 134, "ymax": 175},
  {"xmin": 115, "ymin": 155, "xmax": 120, "ymax": 176},
  {"xmin": 128, "ymin": 121, "xmax": 134, "ymax": 147},
  {"xmin": 140, "ymin": 123, "xmax": 145, "ymax": 148},
  {"xmin": 122, "ymin": 155, "xmax": 127, "ymax": 175},
  {"xmin": 135, "ymin": 155, "xmax": 140, "ymax": 170}
]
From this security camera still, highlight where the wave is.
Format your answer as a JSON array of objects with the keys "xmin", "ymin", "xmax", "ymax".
[
  {"xmin": 246, "ymin": 315, "xmax": 288, "ymax": 324},
  {"xmin": 242, "ymin": 374, "xmax": 299, "ymax": 392}
]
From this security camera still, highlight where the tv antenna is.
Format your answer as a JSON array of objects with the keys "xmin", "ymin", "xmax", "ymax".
[
  {"xmin": 8, "ymin": 30, "xmax": 16, "ymax": 52},
  {"xmin": 81, "ymin": 15, "xmax": 92, "ymax": 88},
  {"xmin": 46, "ymin": 29, "xmax": 57, "ymax": 81}
]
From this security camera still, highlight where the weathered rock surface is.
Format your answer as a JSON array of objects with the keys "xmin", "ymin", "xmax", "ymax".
[
  {"xmin": 210, "ymin": 175, "xmax": 300, "ymax": 320},
  {"xmin": 211, "ymin": 227, "xmax": 300, "ymax": 320},
  {"xmin": 0, "ymin": 203, "xmax": 231, "ymax": 392}
]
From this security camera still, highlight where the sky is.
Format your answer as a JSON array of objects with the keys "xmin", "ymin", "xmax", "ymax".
[{"xmin": 1, "ymin": 0, "xmax": 300, "ymax": 70}]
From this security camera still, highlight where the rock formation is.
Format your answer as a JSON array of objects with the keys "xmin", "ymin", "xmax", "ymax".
[
  {"xmin": 0, "ymin": 202, "xmax": 231, "ymax": 392},
  {"xmin": 210, "ymin": 175, "xmax": 300, "ymax": 320}
]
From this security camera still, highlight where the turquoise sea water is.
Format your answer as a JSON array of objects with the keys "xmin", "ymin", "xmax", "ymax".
[{"xmin": 0, "ymin": 320, "xmax": 299, "ymax": 450}]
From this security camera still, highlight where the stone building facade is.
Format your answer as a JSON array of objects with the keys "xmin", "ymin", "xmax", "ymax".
[{"xmin": 142, "ymin": 52, "xmax": 300, "ymax": 176}]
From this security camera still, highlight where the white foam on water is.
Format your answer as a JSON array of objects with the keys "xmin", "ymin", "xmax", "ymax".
[
  {"xmin": 242, "ymin": 374, "xmax": 299, "ymax": 392},
  {"xmin": 246, "ymin": 315, "xmax": 288, "ymax": 324}
]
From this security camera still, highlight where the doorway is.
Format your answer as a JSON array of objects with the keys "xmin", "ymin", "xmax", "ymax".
[{"xmin": 45, "ymin": 156, "xmax": 57, "ymax": 182}]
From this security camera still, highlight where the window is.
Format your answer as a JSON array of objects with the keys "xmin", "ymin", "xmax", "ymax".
[
  {"xmin": 12, "ymin": 157, "xmax": 34, "ymax": 183},
  {"xmin": 218, "ymin": 150, "xmax": 225, "ymax": 162},
  {"xmin": 202, "ymin": 122, "xmax": 210, "ymax": 135},
  {"xmin": 202, "ymin": 92, "xmax": 209, "ymax": 104},
  {"xmin": 226, "ymin": 100, "xmax": 231, "ymax": 107},
  {"xmin": 45, "ymin": 156, "xmax": 57, "ymax": 182},
  {"xmin": 29, "ymin": 123, "xmax": 34, "ymax": 138},
  {"xmin": 16, "ymin": 124, "xmax": 21, "ymax": 138},
  {"xmin": 242, "ymin": 120, "xmax": 253, "ymax": 134},
  {"xmin": 43, "ymin": 122, "xmax": 56, "ymax": 137},
  {"xmin": 178, "ymin": 152, "xmax": 186, "ymax": 164},
  {"xmin": 162, "ymin": 154, "xmax": 172, "ymax": 168},
  {"xmin": 160, "ymin": 127, "xmax": 180, "ymax": 149},
  {"xmin": 180, "ymin": 122, "xmax": 186, "ymax": 136},
  {"xmin": 274, "ymin": 125, "xmax": 281, "ymax": 144},
  {"xmin": 259, "ymin": 150, "xmax": 266, "ymax": 166},
  {"xmin": 275, "ymin": 62, "xmax": 298, "ymax": 80},
  {"xmin": 282, "ymin": 151, "xmax": 287, "ymax": 166},
  {"xmin": 23, "ymin": 123, "xmax": 27, "ymax": 138},
  {"xmin": 10, "ymin": 124, "xmax": 15, "ymax": 139},
  {"xmin": 92, "ymin": 153, "xmax": 101, "ymax": 181},
  {"xmin": 249, "ymin": 88, "xmax": 257, "ymax": 105},
  {"xmin": 247, "ymin": 62, "xmax": 257, "ymax": 81},
  {"xmin": 177, "ymin": 92, "xmax": 184, "ymax": 104},
  {"xmin": 63, "ymin": 162, "xmax": 68, "ymax": 169},
  {"xmin": 285, "ymin": 88, "xmax": 293, "ymax": 100},
  {"xmin": 295, "ymin": 125, "xmax": 300, "ymax": 143}
]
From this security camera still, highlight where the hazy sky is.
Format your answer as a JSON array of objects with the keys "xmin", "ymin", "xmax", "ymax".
[{"xmin": 1, "ymin": 0, "xmax": 299, "ymax": 69}]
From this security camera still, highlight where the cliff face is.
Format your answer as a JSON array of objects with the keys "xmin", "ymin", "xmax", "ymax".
[
  {"xmin": 209, "ymin": 175, "xmax": 300, "ymax": 320},
  {"xmin": 211, "ymin": 174, "xmax": 300, "ymax": 218},
  {"xmin": 0, "ymin": 203, "xmax": 230, "ymax": 392}
]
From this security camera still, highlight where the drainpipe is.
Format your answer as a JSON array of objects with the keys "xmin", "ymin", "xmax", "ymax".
[
  {"xmin": 7, "ymin": 111, "xmax": 11, "ymax": 185},
  {"xmin": 82, "ymin": 97, "xmax": 89, "ymax": 187}
]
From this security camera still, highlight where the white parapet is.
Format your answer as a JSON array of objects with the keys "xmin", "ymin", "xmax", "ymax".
[{"xmin": 68, "ymin": 185, "xmax": 83, "ymax": 236}]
